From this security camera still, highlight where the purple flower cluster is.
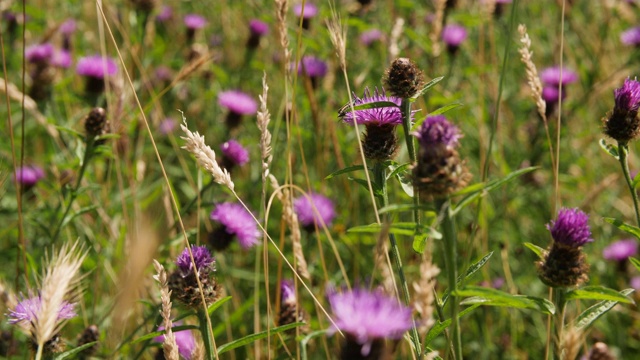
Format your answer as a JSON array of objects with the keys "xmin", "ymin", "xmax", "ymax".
[
  {"xmin": 442, "ymin": 24, "xmax": 468, "ymax": 51},
  {"xmin": 8, "ymin": 295, "xmax": 76, "ymax": 324},
  {"xmin": 249, "ymin": 19, "xmax": 269, "ymax": 36},
  {"xmin": 614, "ymin": 78, "xmax": 640, "ymax": 114},
  {"xmin": 360, "ymin": 29, "xmax": 382, "ymax": 47},
  {"xmin": 76, "ymin": 55, "xmax": 117, "ymax": 79},
  {"xmin": 546, "ymin": 208, "xmax": 593, "ymax": 247},
  {"xmin": 176, "ymin": 245, "xmax": 215, "ymax": 277},
  {"xmin": 26, "ymin": 43, "xmax": 54, "ymax": 63},
  {"xmin": 154, "ymin": 323, "xmax": 197, "ymax": 359},
  {"xmin": 413, "ymin": 115, "xmax": 462, "ymax": 148},
  {"xmin": 293, "ymin": 3, "xmax": 318, "ymax": 19},
  {"xmin": 328, "ymin": 287, "xmax": 413, "ymax": 356},
  {"xmin": 210, "ymin": 202, "xmax": 261, "ymax": 249},
  {"xmin": 14, "ymin": 165, "xmax": 45, "ymax": 187},
  {"xmin": 297, "ymin": 56, "xmax": 328, "ymax": 78},
  {"xmin": 221, "ymin": 140, "xmax": 249, "ymax": 166},
  {"xmin": 218, "ymin": 90, "xmax": 258, "ymax": 115},
  {"xmin": 184, "ymin": 14, "xmax": 207, "ymax": 30},
  {"xmin": 340, "ymin": 88, "xmax": 405, "ymax": 126},
  {"xmin": 602, "ymin": 239, "xmax": 638, "ymax": 261},
  {"xmin": 540, "ymin": 66, "xmax": 578, "ymax": 105},
  {"xmin": 294, "ymin": 192, "xmax": 336, "ymax": 228},
  {"xmin": 621, "ymin": 27, "xmax": 640, "ymax": 47}
]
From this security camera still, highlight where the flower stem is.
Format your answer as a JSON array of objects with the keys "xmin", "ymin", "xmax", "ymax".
[
  {"xmin": 51, "ymin": 136, "xmax": 95, "ymax": 242},
  {"xmin": 552, "ymin": 288, "xmax": 567, "ymax": 360},
  {"xmin": 373, "ymin": 161, "xmax": 421, "ymax": 358},
  {"xmin": 198, "ymin": 307, "xmax": 218, "ymax": 360},
  {"xmin": 437, "ymin": 198, "xmax": 462, "ymax": 360},
  {"xmin": 400, "ymin": 98, "xmax": 422, "ymax": 239},
  {"xmin": 618, "ymin": 143, "xmax": 640, "ymax": 226}
]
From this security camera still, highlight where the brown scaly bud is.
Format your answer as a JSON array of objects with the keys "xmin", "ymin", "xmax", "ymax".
[
  {"xmin": 30, "ymin": 333, "xmax": 65, "ymax": 355},
  {"xmin": 278, "ymin": 280, "xmax": 308, "ymax": 333},
  {"xmin": 84, "ymin": 107, "xmax": 110, "ymax": 140},
  {"xmin": 602, "ymin": 78, "xmax": 640, "ymax": 144},
  {"xmin": 383, "ymin": 58, "xmax": 424, "ymax": 99},
  {"xmin": 168, "ymin": 246, "xmax": 223, "ymax": 309},
  {"xmin": 583, "ymin": 342, "xmax": 616, "ymax": 360},
  {"xmin": 340, "ymin": 336, "xmax": 387, "ymax": 360},
  {"xmin": 363, "ymin": 124, "xmax": 399, "ymax": 161},
  {"xmin": 129, "ymin": 0, "xmax": 156, "ymax": 13},
  {"xmin": 76, "ymin": 325, "xmax": 99, "ymax": 359}
]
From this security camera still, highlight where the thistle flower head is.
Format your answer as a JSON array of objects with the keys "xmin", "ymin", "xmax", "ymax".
[
  {"xmin": 297, "ymin": 56, "xmax": 328, "ymax": 78},
  {"xmin": 210, "ymin": 202, "xmax": 261, "ymax": 249},
  {"xmin": 221, "ymin": 140, "xmax": 249, "ymax": 167},
  {"xmin": 614, "ymin": 78, "xmax": 640, "ymax": 114},
  {"xmin": 249, "ymin": 19, "xmax": 269, "ymax": 36},
  {"xmin": 156, "ymin": 5, "xmax": 173, "ymax": 22},
  {"xmin": 176, "ymin": 246, "xmax": 215, "ymax": 277},
  {"xmin": 328, "ymin": 287, "xmax": 413, "ymax": 356},
  {"xmin": 8, "ymin": 295, "xmax": 76, "ymax": 325},
  {"xmin": 621, "ymin": 27, "xmax": 640, "ymax": 47},
  {"xmin": 76, "ymin": 55, "xmax": 117, "ymax": 79},
  {"xmin": 360, "ymin": 29, "xmax": 382, "ymax": 46},
  {"xmin": 442, "ymin": 24, "xmax": 468, "ymax": 48},
  {"xmin": 540, "ymin": 66, "xmax": 578, "ymax": 87},
  {"xmin": 340, "ymin": 87, "xmax": 405, "ymax": 126},
  {"xmin": 218, "ymin": 90, "xmax": 258, "ymax": 115},
  {"xmin": 14, "ymin": 165, "xmax": 45, "ymax": 187},
  {"xmin": 281, "ymin": 280, "xmax": 296, "ymax": 304},
  {"xmin": 59, "ymin": 19, "xmax": 77, "ymax": 36},
  {"xmin": 603, "ymin": 78, "xmax": 640, "ymax": 143},
  {"xmin": 602, "ymin": 239, "xmax": 638, "ymax": 261},
  {"xmin": 293, "ymin": 3, "xmax": 318, "ymax": 19},
  {"xmin": 547, "ymin": 208, "xmax": 593, "ymax": 247},
  {"xmin": 293, "ymin": 192, "xmax": 336, "ymax": 229},
  {"xmin": 154, "ymin": 323, "xmax": 197, "ymax": 359},
  {"xmin": 413, "ymin": 115, "xmax": 462, "ymax": 148},
  {"xmin": 26, "ymin": 43, "xmax": 54, "ymax": 64},
  {"xmin": 52, "ymin": 49, "xmax": 72, "ymax": 68},
  {"xmin": 184, "ymin": 14, "xmax": 207, "ymax": 30}
]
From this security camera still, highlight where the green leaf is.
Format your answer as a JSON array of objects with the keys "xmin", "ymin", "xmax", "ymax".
[
  {"xmin": 630, "ymin": 257, "xmax": 640, "ymax": 272},
  {"xmin": 442, "ymin": 252, "xmax": 494, "ymax": 305},
  {"xmin": 412, "ymin": 232, "xmax": 430, "ymax": 254},
  {"xmin": 386, "ymin": 162, "xmax": 411, "ymax": 180},
  {"xmin": 451, "ymin": 167, "xmax": 538, "ymax": 215},
  {"xmin": 218, "ymin": 322, "xmax": 304, "ymax": 354},
  {"xmin": 301, "ymin": 329, "xmax": 331, "ymax": 360},
  {"xmin": 565, "ymin": 286, "xmax": 635, "ymax": 304},
  {"xmin": 208, "ymin": 295, "xmax": 232, "ymax": 315},
  {"xmin": 378, "ymin": 203, "xmax": 436, "ymax": 217},
  {"xmin": 410, "ymin": 76, "xmax": 445, "ymax": 101},
  {"xmin": 53, "ymin": 342, "xmax": 98, "ymax": 359},
  {"xmin": 395, "ymin": 171, "xmax": 414, "ymax": 198},
  {"xmin": 603, "ymin": 217, "xmax": 640, "ymax": 240},
  {"xmin": 60, "ymin": 205, "xmax": 99, "ymax": 228},
  {"xmin": 455, "ymin": 286, "xmax": 555, "ymax": 314},
  {"xmin": 338, "ymin": 101, "xmax": 400, "ymax": 118},
  {"xmin": 423, "ymin": 304, "xmax": 481, "ymax": 345},
  {"xmin": 411, "ymin": 103, "xmax": 464, "ymax": 132},
  {"xmin": 599, "ymin": 138, "xmax": 620, "ymax": 160},
  {"xmin": 325, "ymin": 165, "xmax": 367, "ymax": 179},
  {"xmin": 347, "ymin": 222, "xmax": 436, "ymax": 237},
  {"xmin": 348, "ymin": 177, "xmax": 382, "ymax": 196},
  {"xmin": 574, "ymin": 289, "xmax": 635, "ymax": 330},
  {"xmin": 523, "ymin": 242, "xmax": 546, "ymax": 259}
]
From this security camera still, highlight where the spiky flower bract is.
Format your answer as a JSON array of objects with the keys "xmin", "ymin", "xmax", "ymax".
[
  {"xmin": 383, "ymin": 58, "xmax": 425, "ymax": 99},
  {"xmin": 209, "ymin": 202, "xmax": 260, "ymax": 250},
  {"xmin": 603, "ymin": 78, "xmax": 640, "ymax": 143},
  {"xmin": 278, "ymin": 280, "xmax": 306, "ymax": 328},
  {"xmin": 538, "ymin": 208, "xmax": 592, "ymax": 288},
  {"xmin": 293, "ymin": 192, "xmax": 336, "ymax": 231},
  {"xmin": 176, "ymin": 245, "xmax": 215, "ymax": 277},
  {"xmin": 328, "ymin": 287, "xmax": 412, "ymax": 359}
]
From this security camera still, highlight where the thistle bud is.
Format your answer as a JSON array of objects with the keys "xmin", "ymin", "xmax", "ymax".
[
  {"xmin": 603, "ymin": 78, "xmax": 640, "ymax": 144},
  {"xmin": 168, "ymin": 246, "xmax": 222, "ymax": 308},
  {"xmin": 383, "ymin": 58, "xmax": 425, "ymax": 99},
  {"xmin": 76, "ymin": 325, "xmax": 99, "ymax": 359},
  {"xmin": 84, "ymin": 107, "xmax": 110, "ymax": 140}
]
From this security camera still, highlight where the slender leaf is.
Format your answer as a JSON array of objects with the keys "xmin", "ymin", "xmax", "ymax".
[
  {"xmin": 386, "ymin": 162, "xmax": 411, "ymax": 180},
  {"xmin": 630, "ymin": 257, "xmax": 640, "ymax": 272},
  {"xmin": 410, "ymin": 76, "xmax": 445, "ymax": 101},
  {"xmin": 338, "ymin": 101, "xmax": 400, "ymax": 118},
  {"xmin": 348, "ymin": 177, "xmax": 382, "ymax": 196},
  {"xmin": 424, "ymin": 304, "xmax": 481, "ymax": 345},
  {"xmin": 60, "ymin": 205, "xmax": 99, "ymax": 228},
  {"xmin": 325, "ymin": 165, "xmax": 367, "ymax": 179},
  {"xmin": 378, "ymin": 203, "xmax": 437, "ymax": 216},
  {"xmin": 395, "ymin": 172, "xmax": 414, "ymax": 198},
  {"xmin": 523, "ymin": 242, "xmax": 546, "ymax": 259},
  {"xmin": 347, "ymin": 222, "xmax": 438, "ymax": 237},
  {"xmin": 53, "ymin": 342, "xmax": 98, "ymax": 359},
  {"xmin": 442, "ymin": 252, "xmax": 494, "ymax": 305},
  {"xmin": 565, "ymin": 286, "xmax": 634, "ymax": 303},
  {"xmin": 411, "ymin": 103, "xmax": 464, "ymax": 132},
  {"xmin": 599, "ymin": 138, "xmax": 620, "ymax": 160},
  {"xmin": 301, "ymin": 329, "xmax": 330, "ymax": 360},
  {"xmin": 455, "ymin": 286, "xmax": 555, "ymax": 314},
  {"xmin": 574, "ymin": 289, "xmax": 635, "ymax": 330},
  {"xmin": 218, "ymin": 322, "xmax": 304, "ymax": 354},
  {"xmin": 208, "ymin": 295, "xmax": 232, "ymax": 315},
  {"xmin": 603, "ymin": 217, "xmax": 640, "ymax": 240},
  {"xmin": 451, "ymin": 167, "xmax": 538, "ymax": 215}
]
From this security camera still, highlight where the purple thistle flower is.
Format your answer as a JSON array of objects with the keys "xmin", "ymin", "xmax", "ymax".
[
  {"xmin": 294, "ymin": 192, "xmax": 336, "ymax": 228},
  {"xmin": 184, "ymin": 14, "xmax": 207, "ymax": 30},
  {"xmin": 360, "ymin": 29, "xmax": 383, "ymax": 46},
  {"xmin": 340, "ymin": 88, "xmax": 407, "ymax": 126},
  {"xmin": 614, "ymin": 78, "xmax": 640, "ymax": 114},
  {"xmin": 8, "ymin": 295, "xmax": 76, "ymax": 324},
  {"xmin": 218, "ymin": 90, "xmax": 258, "ymax": 115},
  {"xmin": 156, "ymin": 5, "xmax": 173, "ymax": 22},
  {"xmin": 293, "ymin": 3, "xmax": 318, "ymax": 19},
  {"xmin": 221, "ymin": 140, "xmax": 249, "ymax": 166},
  {"xmin": 176, "ymin": 245, "xmax": 215, "ymax": 277},
  {"xmin": 542, "ymin": 86, "xmax": 564, "ymax": 103},
  {"xmin": 621, "ymin": 27, "xmax": 640, "ymax": 46},
  {"xmin": 25, "ymin": 43, "xmax": 54, "ymax": 63},
  {"xmin": 59, "ymin": 19, "xmax": 77, "ymax": 36},
  {"xmin": 249, "ymin": 19, "xmax": 269, "ymax": 36},
  {"xmin": 413, "ymin": 115, "xmax": 462, "ymax": 148},
  {"xmin": 52, "ymin": 49, "xmax": 72, "ymax": 68},
  {"xmin": 602, "ymin": 239, "xmax": 638, "ymax": 261},
  {"xmin": 442, "ymin": 24, "xmax": 468, "ymax": 48},
  {"xmin": 159, "ymin": 117, "xmax": 177, "ymax": 135},
  {"xmin": 281, "ymin": 279, "xmax": 296, "ymax": 303},
  {"xmin": 546, "ymin": 208, "xmax": 593, "ymax": 247},
  {"xmin": 210, "ymin": 202, "xmax": 261, "ymax": 249},
  {"xmin": 631, "ymin": 276, "xmax": 640, "ymax": 290},
  {"xmin": 14, "ymin": 165, "xmax": 45, "ymax": 187},
  {"xmin": 76, "ymin": 55, "xmax": 117, "ymax": 78},
  {"xmin": 297, "ymin": 56, "xmax": 328, "ymax": 78},
  {"xmin": 540, "ymin": 66, "xmax": 578, "ymax": 87},
  {"xmin": 154, "ymin": 323, "xmax": 197, "ymax": 359},
  {"xmin": 327, "ymin": 287, "xmax": 413, "ymax": 356}
]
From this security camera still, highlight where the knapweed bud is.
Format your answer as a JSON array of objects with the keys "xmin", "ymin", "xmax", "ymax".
[
  {"xmin": 84, "ymin": 107, "xmax": 109, "ymax": 139},
  {"xmin": 184, "ymin": 14, "xmax": 207, "ymax": 43},
  {"xmin": 129, "ymin": 0, "xmax": 156, "ymax": 13},
  {"xmin": 247, "ymin": 19, "xmax": 269, "ymax": 49},
  {"xmin": 340, "ymin": 88, "xmax": 409, "ymax": 161},
  {"xmin": 76, "ymin": 325, "xmax": 99, "ymax": 359},
  {"xmin": 582, "ymin": 342, "xmax": 615, "ymax": 360},
  {"xmin": 383, "ymin": 58, "xmax": 425, "ymax": 99},
  {"xmin": 278, "ymin": 280, "xmax": 306, "ymax": 327},
  {"xmin": 412, "ymin": 115, "xmax": 470, "ymax": 200},
  {"xmin": 537, "ymin": 208, "xmax": 593, "ymax": 288},
  {"xmin": 168, "ymin": 246, "xmax": 222, "ymax": 308},
  {"xmin": 602, "ymin": 78, "xmax": 640, "ymax": 144},
  {"xmin": 208, "ymin": 202, "xmax": 260, "ymax": 251},
  {"xmin": 76, "ymin": 55, "xmax": 118, "ymax": 95}
]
